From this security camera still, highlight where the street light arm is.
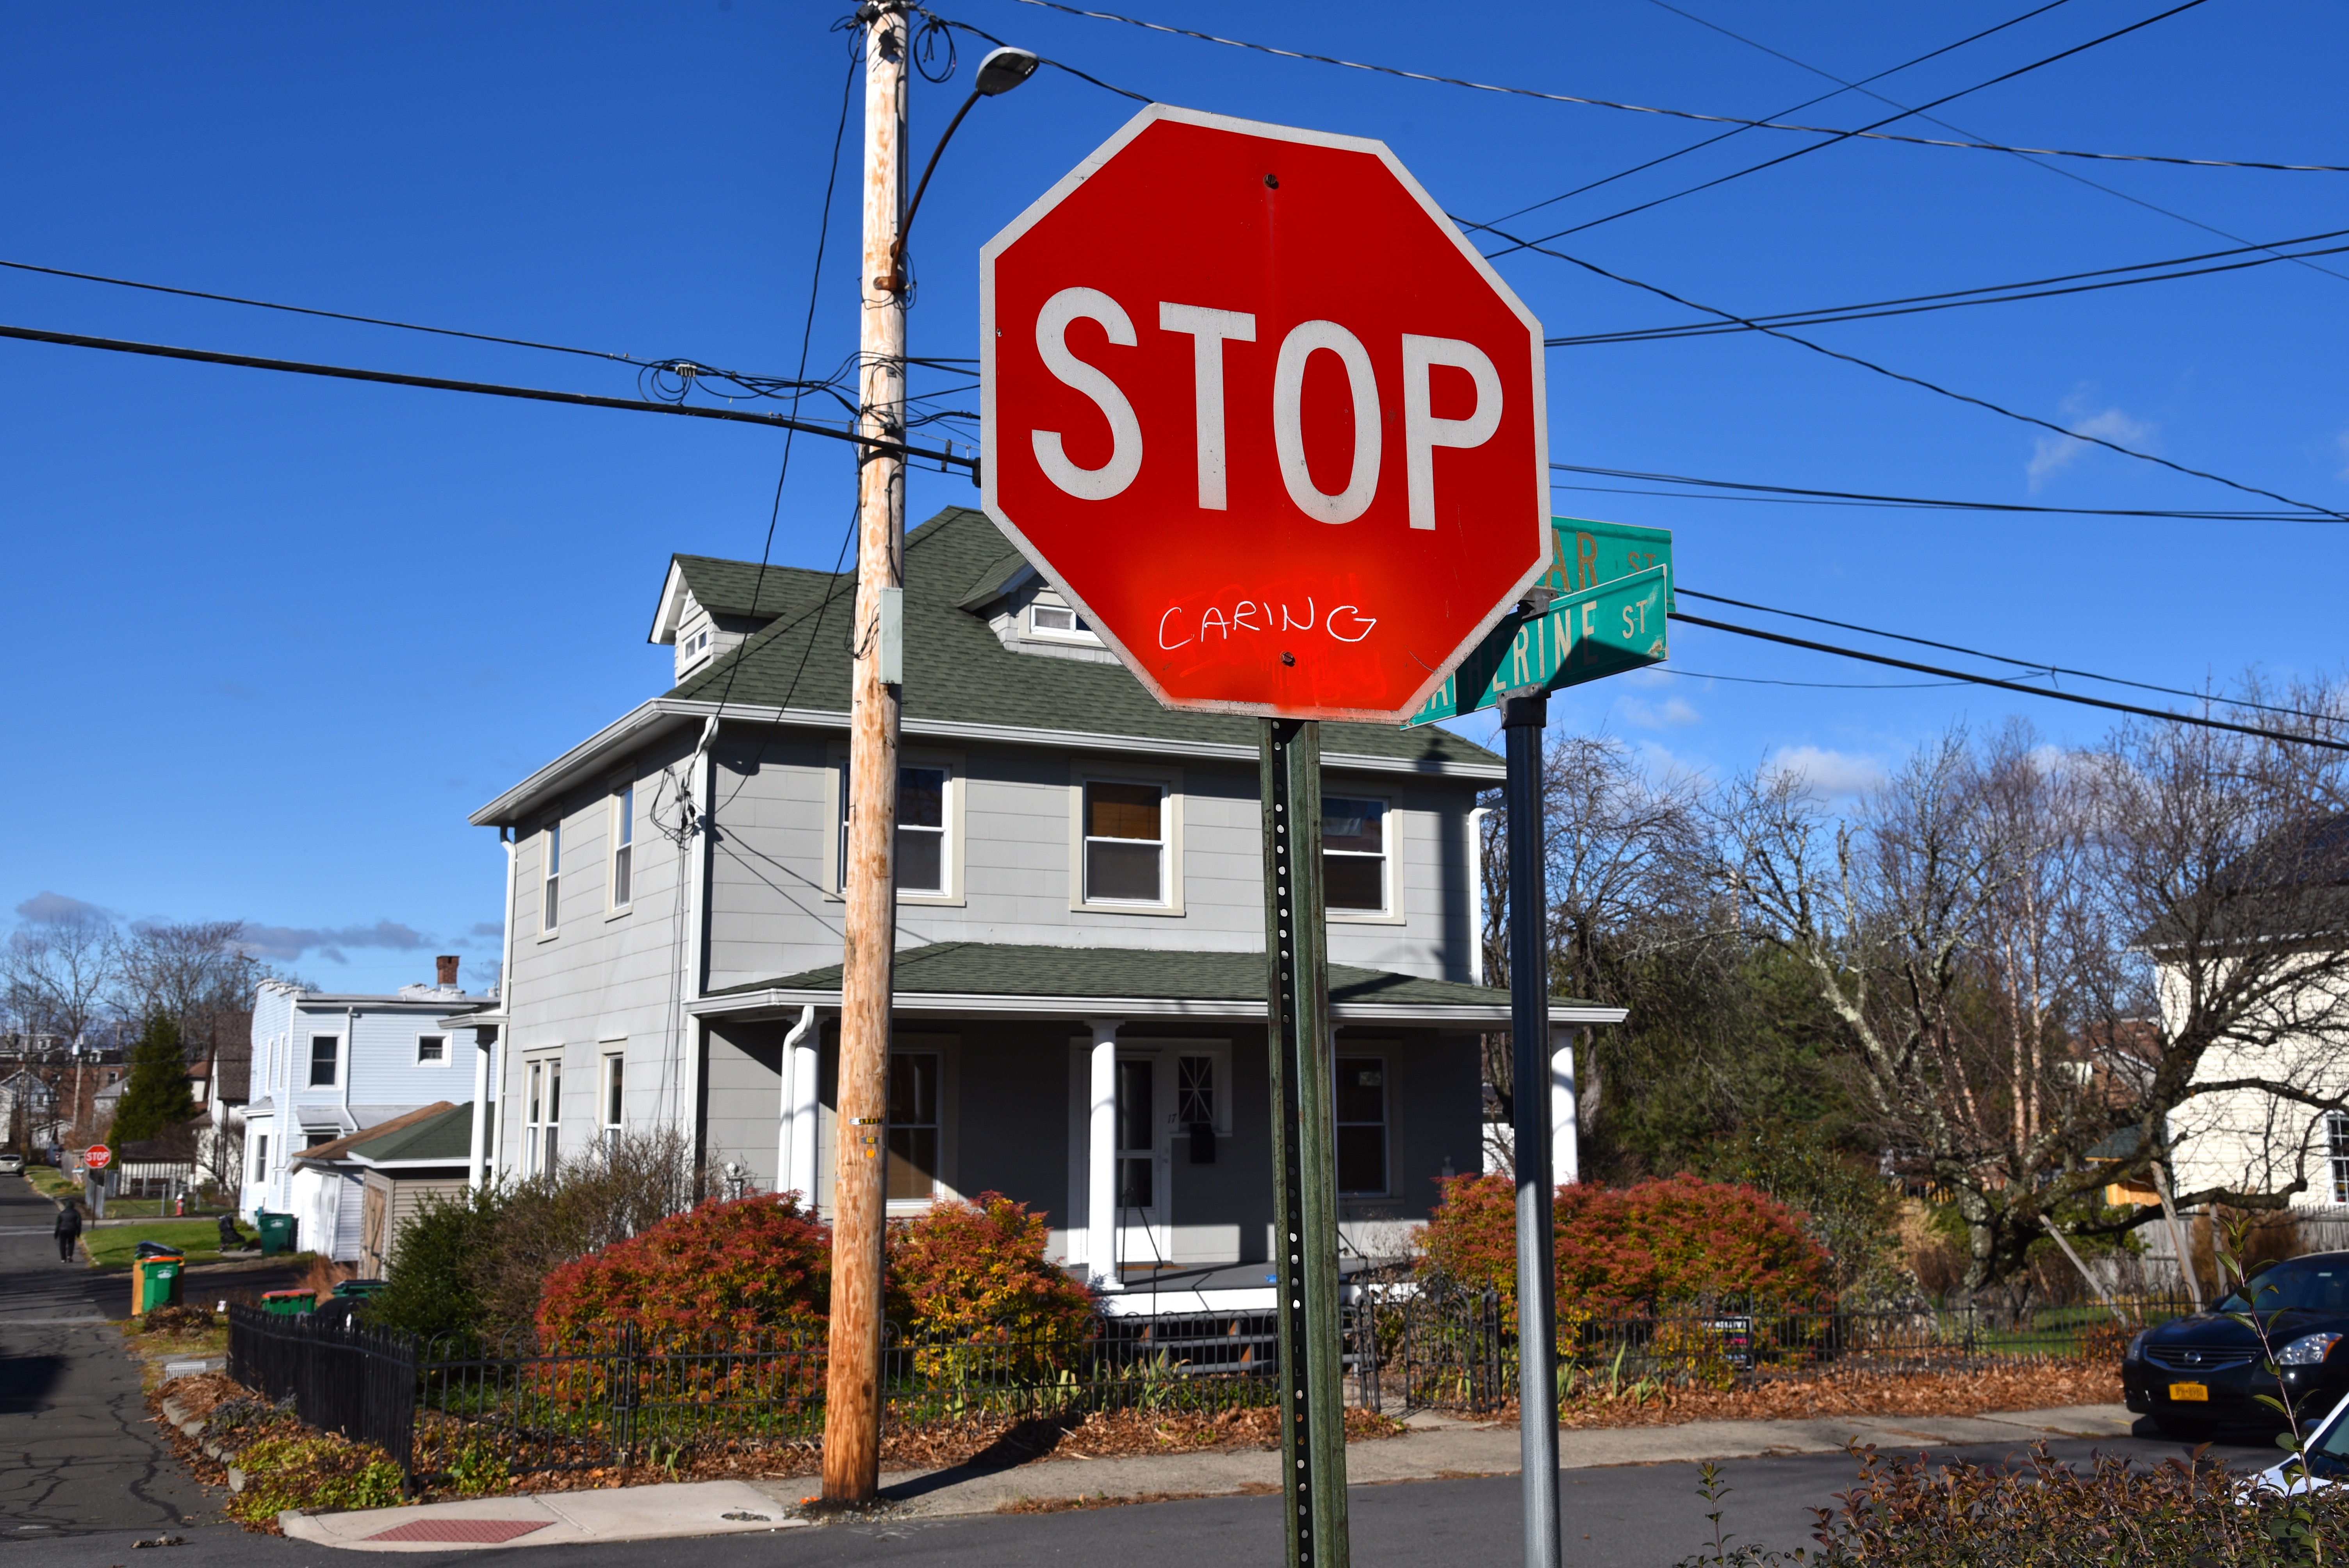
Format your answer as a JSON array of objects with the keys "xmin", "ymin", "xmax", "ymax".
[{"xmin": 882, "ymin": 88, "xmax": 982, "ymax": 294}]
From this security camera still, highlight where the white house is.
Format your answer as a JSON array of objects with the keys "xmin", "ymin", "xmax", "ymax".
[{"xmin": 239, "ymin": 957, "xmax": 497, "ymax": 1248}]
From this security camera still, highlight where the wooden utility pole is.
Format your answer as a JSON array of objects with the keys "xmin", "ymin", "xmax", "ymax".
[{"xmin": 820, "ymin": 0, "xmax": 909, "ymax": 1507}]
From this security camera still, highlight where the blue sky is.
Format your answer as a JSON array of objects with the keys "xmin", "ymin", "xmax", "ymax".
[{"xmin": 4, "ymin": 1, "xmax": 2343, "ymax": 990}]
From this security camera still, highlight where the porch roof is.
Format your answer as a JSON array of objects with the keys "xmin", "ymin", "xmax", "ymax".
[{"xmin": 689, "ymin": 941, "xmax": 1625, "ymax": 1029}]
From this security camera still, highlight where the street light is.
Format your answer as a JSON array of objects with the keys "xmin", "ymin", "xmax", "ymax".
[{"xmin": 880, "ymin": 45, "xmax": 1039, "ymax": 294}]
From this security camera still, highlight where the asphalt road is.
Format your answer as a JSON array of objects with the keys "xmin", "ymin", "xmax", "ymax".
[{"xmin": 0, "ymin": 1429, "xmax": 2288, "ymax": 1568}]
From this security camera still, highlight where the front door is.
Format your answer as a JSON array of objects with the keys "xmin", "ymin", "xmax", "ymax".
[{"xmin": 1114, "ymin": 1053, "xmax": 1172, "ymax": 1273}]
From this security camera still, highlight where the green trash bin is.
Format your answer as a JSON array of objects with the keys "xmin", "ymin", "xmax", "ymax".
[
  {"xmin": 133, "ymin": 1252, "xmax": 185, "ymax": 1314},
  {"xmin": 332, "ymin": 1278, "xmax": 389, "ymax": 1300},
  {"xmin": 254, "ymin": 1211, "xmax": 295, "ymax": 1257},
  {"xmin": 262, "ymin": 1289, "xmax": 314, "ymax": 1317}
]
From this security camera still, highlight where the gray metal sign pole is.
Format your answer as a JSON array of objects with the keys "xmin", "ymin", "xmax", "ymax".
[
  {"xmin": 1501, "ymin": 687, "xmax": 1561, "ymax": 1568},
  {"xmin": 1262, "ymin": 717, "xmax": 1351, "ymax": 1568}
]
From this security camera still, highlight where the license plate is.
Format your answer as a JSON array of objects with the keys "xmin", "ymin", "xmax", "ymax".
[{"xmin": 2169, "ymin": 1382, "xmax": 2209, "ymax": 1402}]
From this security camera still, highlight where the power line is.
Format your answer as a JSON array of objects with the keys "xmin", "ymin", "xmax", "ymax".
[
  {"xmin": 1465, "ymin": 229, "xmax": 2348, "ymax": 522},
  {"xmin": 1668, "ymin": 610, "xmax": 2349, "ymax": 751},
  {"xmin": 1488, "ymin": 0, "xmax": 2216, "ymax": 250},
  {"xmin": 1677, "ymin": 589, "xmax": 2341, "ymax": 722},
  {"xmin": 1656, "ymin": 668, "xmax": 1983, "ymax": 690},
  {"xmin": 998, "ymin": 0, "xmax": 2347, "ymax": 173},
  {"xmin": 1645, "ymin": 0, "xmax": 2349, "ymax": 292},
  {"xmin": 1547, "ymin": 461, "xmax": 2318, "ymax": 523},
  {"xmin": 0, "ymin": 319, "xmax": 980, "ymax": 472},
  {"xmin": 1543, "ymin": 229, "xmax": 2349, "ymax": 345},
  {"xmin": 1484, "ymin": 0, "xmax": 2082, "ymax": 230}
]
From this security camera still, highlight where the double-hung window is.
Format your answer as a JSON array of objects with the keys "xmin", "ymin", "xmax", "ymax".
[
  {"xmin": 887, "ymin": 1051, "xmax": 942, "ymax": 1201},
  {"xmin": 837, "ymin": 765, "xmax": 950, "ymax": 896},
  {"xmin": 1323, "ymin": 797, "xmax": 1389, "ymax": 914},
  {"xmin": 525, "ymin": 1059, "xmax": 561, "ymax": 1176},
  {"xmin": 1335, "ymin": 1056, "xmax": 1389, "ymax": 1195},
  {"xmin": 2330, "ymin": 1112, "xmax": 2349, "ymax": 1203},
  {"xmin": 602, "ymin": 1054, "xmax": 624, "ymax": 1149},
  {"xmin": 254, "ymin": 1135, "xmax": 269, "ymax": 1181},
  {"xmin": 609, "ymin": 786, "xmax": 634, "ymax": 910},
  {"xmin": 540, "ymin": 821, "xmax": 561, "ymax": 935},
  {"xmin": 308, "ymin": 1035, "xmax": 340, "ymax": 1088},
  {"xmin": 1083, "ymin": 782, "xmax": 1165, "ymax": 904}
]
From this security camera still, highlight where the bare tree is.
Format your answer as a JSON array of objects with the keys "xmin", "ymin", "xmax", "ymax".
[{"xmin": 3, "ymin": 905, "xmax": 118, "ymax": 1050}]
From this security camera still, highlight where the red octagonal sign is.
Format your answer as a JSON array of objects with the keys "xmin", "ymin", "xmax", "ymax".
[{"xmin": 982, "ymin": 106, "xmax": 1550, "ymax": 722}]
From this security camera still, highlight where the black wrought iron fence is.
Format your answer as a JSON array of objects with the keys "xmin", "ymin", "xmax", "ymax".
[{"xmin": 225, "ymin": 1288, "xmax": 2192, "ymax": 1487}]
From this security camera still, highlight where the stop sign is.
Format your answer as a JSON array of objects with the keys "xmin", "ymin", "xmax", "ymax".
[
  {"xmin": 84, "ymin": 1144, "xmax": 112, "ymax": 1170},
  {"xmin": 982, "ymin": 105, "xmax": 1551, "ymax": 722}
]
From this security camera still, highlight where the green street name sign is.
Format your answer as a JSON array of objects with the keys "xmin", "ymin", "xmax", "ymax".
[{"xmin": 1405, "ymin": 518, "xmax": 1673, "ymax": 728}]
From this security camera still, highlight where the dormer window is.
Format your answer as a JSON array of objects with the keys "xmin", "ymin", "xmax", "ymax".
[
  {"xmin": 680, "ymin": 627, "xmax": 713, "ymax": 665},
  {"xmin": 1028, "ymin": 599, "xmax": 1101, "ymax": 645}
]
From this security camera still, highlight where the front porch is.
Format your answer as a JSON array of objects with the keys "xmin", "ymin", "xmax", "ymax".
[{"xmin": 686, "ymin": 941, "xmax": 1621, "ymax": 1313}]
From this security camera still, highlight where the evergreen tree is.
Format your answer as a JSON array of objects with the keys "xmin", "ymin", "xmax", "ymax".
[{"xmin": 110, "ymin": 1012, "xmax": 196, "ymax": 1145}]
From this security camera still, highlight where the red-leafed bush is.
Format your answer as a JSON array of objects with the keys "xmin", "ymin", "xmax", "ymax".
[
  {"xmin": 887, "ymin": 1192, "xmax": 1097, "ymax": 1342},
  {"xmin": 1417, "ymin": 1172, "xmax": 1832, "ymax": 1316},
  {"xmin": 535, "ymin": 1192, "xmax": 831, "ymax": 1350}
]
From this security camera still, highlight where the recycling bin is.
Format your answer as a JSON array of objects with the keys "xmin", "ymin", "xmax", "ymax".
[
  {"xmin": 261, "ymin": 1289, "xmax": 314, "ymax": 1317},
  {"xmin": 132, "ymin": 1250, "xmax": 185, "ymax": 1314},
  {"xmin": 254, "ymin": 1211, "xmax": 295, "ymax": 1257},
  {"xmin": 332, "ymin": 1278, "xmax": 389, "ymax": 1300}
]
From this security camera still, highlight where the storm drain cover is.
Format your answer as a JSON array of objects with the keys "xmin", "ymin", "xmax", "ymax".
[{"xmin": 365, "ymin": 1518, "xmax": 551, "ymax": 1543}]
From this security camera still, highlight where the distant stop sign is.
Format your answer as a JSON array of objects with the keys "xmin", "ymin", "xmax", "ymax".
[
  {"xmin": 84, "ymin": 1144, "xmax": 112, "ymax": 1170},
  {"xmin": 982, "ymin": 106, "xmax": 1551, "ymax": 721}
]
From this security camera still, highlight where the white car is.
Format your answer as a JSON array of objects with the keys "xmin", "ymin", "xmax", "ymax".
[
  {"xmin": 0, "ymin": 1153, "xmax": 24, "ymax": 1175},
  {"xmin": 2250, "ymin": 1386, "xmax": 2349, "ymax": 1495}
]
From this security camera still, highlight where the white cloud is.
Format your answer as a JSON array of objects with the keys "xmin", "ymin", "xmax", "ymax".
[
  {"xmin": 241, "ymin": 919, "xmax": 431, "ymax": 965},
  {"xmin": 2028, "ymin": 391, "xmax": 2155, "ymax": 490},
  {"xmin": 13, "ymin": 890, "xmax": 110, "ymax": 927},
  {"xmin": 1620, "ymin": 695, "xmax": 1701, "ymax": 729},
  {"xmin": 1763, "ymin": 745, "xmax": 1888, "ymax": 800}
]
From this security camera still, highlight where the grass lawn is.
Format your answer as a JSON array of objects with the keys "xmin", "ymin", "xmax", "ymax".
[
  {"xmin": 88, "ymin": 1197, "xmax": 233, "ymax": 1219},
  {"xmin": 24, "ymin": 1166, "xmax": 79, "ymax": 1202},
  {"xmin": 81, "ymin": 1218, "xmax": 238, "ymax": 1270}
]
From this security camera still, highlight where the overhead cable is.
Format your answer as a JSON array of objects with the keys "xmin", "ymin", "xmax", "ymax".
[
  {"xmin": 1488, "ymin": 0, "xmax": 2216, "ymax": 250},
  {"xmin": 1668, "ymin": 611, "xmax": 2349, "ymax": 751},
  {"xmin": 1547, "ymin": 462, "xmax": 2319, "ymax": 523},
  {"xmin": 1484, "ymin": 0, "xmax": 2082, "ymax": 230},
  {"xmin": 1543, "ymin": 228, "xmax": 2349, "ymax": 345},
  {"xmin": 1677, "ymin": 589, "xmax": 2341, "ymax": 722},
  {"xmin": 0, "ymin": 320, "xmax": 979, "ymax": 472},
  {"xmin": 999, "ymin": 0, "xmax": 2344, "ymax": 173},
  {"xmin": 1466, "ymin": 228, "xmax": 2348, "ymax": 522}
]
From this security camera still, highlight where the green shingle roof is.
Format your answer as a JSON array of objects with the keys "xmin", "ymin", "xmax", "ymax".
[
  {"xmin": 706, "ymin": 940, "xmax": 1559, "ymax": 1013},
  {"xmin": 668, "ymin": 508, "xmax": 1500, "ymax": 771},
  {"xmin": 349, "ymin": 1102, "xmax": 476, "ymax": 1165},
  {"xmin": 668, "ymin": 554, "xmax": 837, "ymax": 621}
]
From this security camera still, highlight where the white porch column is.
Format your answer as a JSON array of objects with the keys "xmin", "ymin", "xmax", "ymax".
[
  {"xmin": 778, "ymin": 1006, "xmax": 822, "ymax": 1210},
  {"xmin": 1087, "ymin": 1017, "xmax": 1121, "ymax": 1289},
  {"xmin": 1549, "ymin": 1024, "xmax": 1579, "ymax": 1188}
]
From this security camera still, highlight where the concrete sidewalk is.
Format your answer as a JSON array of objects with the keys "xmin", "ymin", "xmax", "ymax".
[{"xmin": 278, "ymin": 1402, "xmax": 2136, "ymax": 1551}]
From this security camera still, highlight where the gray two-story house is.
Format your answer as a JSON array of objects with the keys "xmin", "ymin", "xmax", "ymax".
[{"xmin": 468, "ymin": 506, "xmax": 1618, "ymax": 1311}]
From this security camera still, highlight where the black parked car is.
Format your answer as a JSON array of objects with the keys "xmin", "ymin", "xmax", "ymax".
[{"xmin": 2123, "ymin": 1252, "xmax": 2349, "ymax": 1437}]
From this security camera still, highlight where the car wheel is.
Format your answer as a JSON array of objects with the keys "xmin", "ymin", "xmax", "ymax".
[{"xmin": 2154, "ymin": 1416, "xmax": 2215, "ymax": 1441}]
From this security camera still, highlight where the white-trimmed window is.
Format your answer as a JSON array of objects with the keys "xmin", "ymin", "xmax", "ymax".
[
  {"xmin": 1082, "ymin": 781, "xmax": 1166, "ymax": 905},
  {"xmin": 886, "ymin": 1050, "xmax": 942, "ymax": 1202},
  {"xmin": 524, "ymin": 1058, "xmax": 561, "ymax": 1176},
  {"xmin": 602, "ymin": 1054, "xmax": 625, "ymax": 1148},
  {"xmin": 416, "ymin": 1034, "xmax": 447, "ymax": 1066},
  {"xmin": 836, "ymin": 764, "xmax": 951, "ymax": 897},
  {"xmin": 1027, "ymin": 596, "xmax": 1102, "ymax": 644},
  {"xmin": 2330, "ymin": 1112, "xmax": 2349, "ymax": 1203},
  {"xmin": 1335, "ymin": 1055, "xmax": 1389, "ymax": 1195},
  {"xmin": 1115, "ymin": 1057, "xmax": 1155, "ymax": 1211},
  {"xmin": 253, "ymin": 1135, "xmax": 269, "ymax": 1181},
  {"xmin": 680, "ymin": 626, "xmax": 713, "ymax": 666},
  {"xmin": 609, "ymin": 784, "xmax": 635, "ymax": 911},
  {"xmin": 1323, "ymin": 796, "xmax": 1389, "ymax": 914},
  {"xmin": 540, "ymin": 821, "xmax": 562, "ymax": 935},
  {"xmin": 308, "ymin": 1035, "xmax": 340, "ymax": 1088}
]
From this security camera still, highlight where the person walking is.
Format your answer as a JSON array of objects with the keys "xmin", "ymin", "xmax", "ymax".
[{"xmin": 53, "ymin": 1199, "xmax": 82, "ymax": 1263}]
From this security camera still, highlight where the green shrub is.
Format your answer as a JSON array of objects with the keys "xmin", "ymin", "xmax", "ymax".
[
  {"xmin": 366, "ymin": 1185, "xmax": 508, "ymax": 1344},
  {"xmin": 1418, "ymin": 1172, "xmax": 1833, "ymax": 1317},
  {"xmin": 227, "ymin": 1431, "xmax": 403, "ymax": 1525},
  {"xmin": 1679, "ymin": 1443, "xmax": 2349, "ymax": 1566}
]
